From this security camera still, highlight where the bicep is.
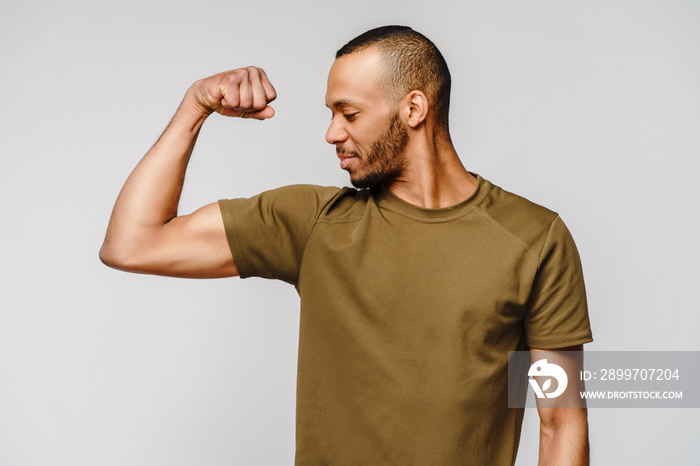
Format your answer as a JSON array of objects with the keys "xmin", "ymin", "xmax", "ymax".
[{"xmin": 117, "ymin": 202, "xmax": 238, "ymax": 278}]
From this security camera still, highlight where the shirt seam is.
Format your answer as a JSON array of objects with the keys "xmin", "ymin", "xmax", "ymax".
[
  {"xmin": 474, "ymin": 207, "xmax": 540, "ymax": 262},
  {"xmin": 218, "ymin": 199, "xmax": 253, "ymax": 279},
  {"xmin": 536, "ymin": 215, "xmax": 561, "ymax": 269},
  {"xmin": 295, "ymin": 188, "xmax": 348, "ymax": 291},
  {"xmin": 373, "ymin": 204, "xmax": 479, "ymax": 223},
  {"xmin": 526, "ymin": 331, "xmax": 594, "ymax": 348}
]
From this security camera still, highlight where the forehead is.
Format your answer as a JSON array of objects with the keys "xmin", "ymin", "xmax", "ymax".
[{"xmin": 325, "ymin": 47, "xmax": 388, "ymax": 109}]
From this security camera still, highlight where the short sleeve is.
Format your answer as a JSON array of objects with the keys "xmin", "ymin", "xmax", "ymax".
[
  {"xmin": 218, "ymin": 184, "xmax": 343, "ymax": 286},
  {"xmin": 524, "ymin": 216, "xmax": 593, "ymax": 348}
]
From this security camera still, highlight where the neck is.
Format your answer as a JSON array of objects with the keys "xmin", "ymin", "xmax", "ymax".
[{"xmin": 384, "ymin": 131, "xmax": 477, "ymax": 208}]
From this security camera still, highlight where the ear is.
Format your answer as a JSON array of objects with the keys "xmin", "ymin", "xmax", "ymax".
[{"xmin": 404, "ymin": 90, "xmax": 429, "ymax": 128}]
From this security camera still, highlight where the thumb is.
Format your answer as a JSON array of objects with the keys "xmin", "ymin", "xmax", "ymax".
[{"xmin": 244, "ymin": 105, "xmax": 275, "ymax": 120}]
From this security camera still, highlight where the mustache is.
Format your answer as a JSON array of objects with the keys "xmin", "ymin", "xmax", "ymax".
[{"xmin": 336, "ymin": 147, "xmax": 359, "ymax": 157}]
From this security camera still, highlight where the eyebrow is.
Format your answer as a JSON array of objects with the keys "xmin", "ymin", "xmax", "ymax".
[{"xmin": 326, "ymin": 99, "xmax": 361, "ymax": 110}]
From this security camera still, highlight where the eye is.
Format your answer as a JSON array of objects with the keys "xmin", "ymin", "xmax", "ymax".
[{"xmin": 343, "ymin": 113, "xmax": 358, "ymax": 121}]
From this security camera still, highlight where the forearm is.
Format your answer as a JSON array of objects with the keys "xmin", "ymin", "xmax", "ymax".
[
  {"xmin": 100, "ymin": 88, "xmax": 209, "ymax": 266},
  {"xmin": 100, "ymin": 68, "xmax": 275, "ymax": 275},
  {"xmin": 538, "ymin": 408, "xmax": 589, "ymax": 466}
]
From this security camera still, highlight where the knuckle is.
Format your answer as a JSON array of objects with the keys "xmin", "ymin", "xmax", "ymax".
[
  {"xmin": 230, "ymin": 68, "xmax": 245, "ymax": 80},
  {"xmin": 223, "ymin": 74, "xmax": 239, "ymax": 88}
]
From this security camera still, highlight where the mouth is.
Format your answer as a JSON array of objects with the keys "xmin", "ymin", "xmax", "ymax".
[
  {"xmin": 337, "ymin": 150, "xmax": 358, "ymax": 170},
  {"xmin": 339, "ymin": 155, "xmax": 355, "ymax": 169}
]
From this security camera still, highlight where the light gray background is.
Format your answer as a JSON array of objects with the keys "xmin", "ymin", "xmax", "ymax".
[{"xmin": 1, "ymin": 0, "xmax": 698, "ymax": 464}]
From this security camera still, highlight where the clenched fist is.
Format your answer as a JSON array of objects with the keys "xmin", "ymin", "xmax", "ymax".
[{"xmin": 190, "ymin": 67, "xmax": 277, "ymax": 120}]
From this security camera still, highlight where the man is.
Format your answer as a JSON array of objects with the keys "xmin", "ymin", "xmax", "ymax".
[{"xmin": 101, "ymin": 26, "xmax": 592, "ymax": 465}]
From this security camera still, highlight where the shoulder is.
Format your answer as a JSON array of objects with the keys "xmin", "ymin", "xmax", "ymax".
[
  {"xmin": 219, "ymin": 184, "xmax": 348, "ymax": 213},
  {"xmin": 475, "ymin": 179, "xmax": 564, "ymax": 258},
  {"xmin": 252, "ymin": 184, "xmax": 347, "ymax": 203},
  {"xmin": 218, "ymin": 184, "xmax": 371, "ymax": 226},
  {"xmin": 273, "ymin": 184, "xmax": 369, "ymax": 218}
]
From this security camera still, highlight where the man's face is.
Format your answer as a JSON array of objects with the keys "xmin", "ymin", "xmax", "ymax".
[{"xmin": 325, "ymin": 48, "xmax": 409, "ymax": 189}]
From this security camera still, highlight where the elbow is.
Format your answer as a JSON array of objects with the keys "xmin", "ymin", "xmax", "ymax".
[
  {"xmin": 539, "ymin": 408, "xmax": 589, "ymax": 446},
  {"xmin": 99, "ymin": 241, "xmax": 123, "ymax": 270},
  {"xmin": 99, "ymin": 242, "xmax": 117, "ymax": 269},
  {"xmin": 99, "ymin": 240, "xmax": 142, "ymax": 272}
]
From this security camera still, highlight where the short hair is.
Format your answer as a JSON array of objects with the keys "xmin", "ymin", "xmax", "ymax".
[{"xmin": 336, "ymin": 25, "xmax": 452, "ymax": 132}]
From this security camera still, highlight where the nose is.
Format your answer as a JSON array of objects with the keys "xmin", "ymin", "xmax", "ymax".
[{"xmin": 326, "ymin": 116, "xmax": 348, "ymax": 145}]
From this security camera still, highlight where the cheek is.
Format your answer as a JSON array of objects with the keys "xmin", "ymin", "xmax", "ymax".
[{"xmin": 350, "ymin": 124, "xmax": 383, "ymax": 153}]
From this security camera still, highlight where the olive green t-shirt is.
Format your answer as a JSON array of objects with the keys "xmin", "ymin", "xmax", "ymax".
[{"xmin": 219, "ymin": 175, "xmax": 592, "ymax": 465}]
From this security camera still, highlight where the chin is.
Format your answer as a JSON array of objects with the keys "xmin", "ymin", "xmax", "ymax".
[{"xmin": 349, "ymin": 171, "xmax": 387, "ymax": 189}]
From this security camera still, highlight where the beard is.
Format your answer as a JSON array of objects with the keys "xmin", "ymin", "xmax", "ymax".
[{"xmin": 341, "ymin": 112, "xmax": 409, "ymax": 189}]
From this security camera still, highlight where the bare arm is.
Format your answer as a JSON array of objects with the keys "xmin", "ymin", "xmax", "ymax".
[
  {"xmin": 531, "ymin": 345, "xmax": 590, "ymax": 466},
  {"xmin": 99, "ymin": 67, "xmax": 277, "ymax": 278}
]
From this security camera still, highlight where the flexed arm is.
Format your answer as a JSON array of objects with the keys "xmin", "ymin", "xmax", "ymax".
[{"xmin": 99, "ymin": 67, "xmax": 277, "ymax": 278}]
